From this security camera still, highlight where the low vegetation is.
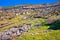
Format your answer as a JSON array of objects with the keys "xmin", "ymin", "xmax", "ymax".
[{"xmin": 0, "ymin": 3, "xmax": 60, "ymax": 40}]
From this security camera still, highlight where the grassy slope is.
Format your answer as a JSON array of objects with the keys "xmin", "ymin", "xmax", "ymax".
[
  {"xmin": 15, "ymin": 15, "xmax": 60, "ymax": 40},
  {"xmin": 0, "ymin": 14, "xmax": 60, "ymax": 40},
  {"xmin": 0, "ymin": 15, "xmax": 23, "ymax": 31},
  {"xmin": 16, "ymin": 26, "xmax": 60, "ymax": 40}
]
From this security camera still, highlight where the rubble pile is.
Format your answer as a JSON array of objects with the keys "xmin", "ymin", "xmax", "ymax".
[{"xmin": 0, "ymin": 24, "xmax": 31, "ymax": 40}]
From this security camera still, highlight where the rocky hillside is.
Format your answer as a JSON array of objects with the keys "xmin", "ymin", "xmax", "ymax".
[
  {"xmin": 0, "ymin": 2, "xmax": 60, "ymax": 20},
  {"xmin": 0, "ymin": 2, "xmax": 60, "ymax": 40}
]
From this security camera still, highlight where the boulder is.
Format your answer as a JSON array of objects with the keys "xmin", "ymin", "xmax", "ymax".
[{"xmin": 2, "ymin": 34, "xmax": 11, "ymax": 40}]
